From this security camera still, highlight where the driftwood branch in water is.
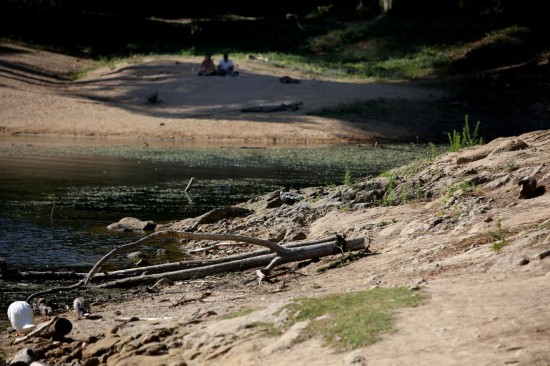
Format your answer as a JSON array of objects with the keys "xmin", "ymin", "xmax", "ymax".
[
  {"xmin": 102, "ymin": 235, "xmax": 339, "ymax": 278},
  {"xmin": 82, "ymin": 231, "xmax": 291, "ymax": 284},
  {"xmin": 184, "ymin": 177, "xmax": 195, "ymax": 193},
  {"xmin": 11, "ymin": 236, "xmax": 340, "ymax": 282},
  {"xmin": 26, "ymin": 231, "xmax": 365, "ymax": 298},
  {"xmin": 94, "ymin": 235, "xmax": 340, "ymax": 281},
  {"xmin": 26, "ymin": 231, "xmax": 287, "ymax": 302}
]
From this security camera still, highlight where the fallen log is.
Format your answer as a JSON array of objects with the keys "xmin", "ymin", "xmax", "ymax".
[
  {"xmin": 89, "ymin": 235, "xmax": 341, "ymax": 282},
  {"xmin": 96, "ymin": 238, "xmax": 365, "ymax": 288},
  {"xmin": 8, "ymin": 237, "xmax": 339, "ymax": 283},
  {"xmin": 26, "ymin": 232, "xmax": 366, "ymax": 301},
  {"xmin": 26, "ymin": 231, "xmax": 287, "ymax": 302}
]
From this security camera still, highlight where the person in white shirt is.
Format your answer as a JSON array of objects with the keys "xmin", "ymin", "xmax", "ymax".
[{"xmin": 217, "ymin": 53, "xmax": 239, "ymax": 76}]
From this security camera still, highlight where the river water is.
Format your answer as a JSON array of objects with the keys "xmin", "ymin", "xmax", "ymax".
[
  {"xmin": 0, "ymin": 137, "xmax": 435, "ymax": 269},
  {"xmin": 0, "ymin": 137, "xmax": 433, "ymax": 319}
]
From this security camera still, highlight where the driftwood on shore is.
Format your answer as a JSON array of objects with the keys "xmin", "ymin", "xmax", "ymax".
[
  {"xmin": 97, "ymin": 238, "xmax": 365, "ymax": 288},
  {"xmin": 25, "ymin": 231, "xmax": 366, "ymax": 302}
]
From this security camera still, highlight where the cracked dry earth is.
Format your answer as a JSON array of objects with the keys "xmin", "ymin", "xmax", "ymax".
[{"xmin": 2, "ymin": 130, "xmax": 550, "ymax": 365}]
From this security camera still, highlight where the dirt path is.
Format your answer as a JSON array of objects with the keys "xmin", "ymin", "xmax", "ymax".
[{"xmin": 0, "ymin": 41, "xmax": 444, "ymax": 144}]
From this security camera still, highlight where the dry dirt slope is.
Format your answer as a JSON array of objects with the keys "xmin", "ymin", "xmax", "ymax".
[{"xmin": 2, "ymin": 130, "xmax": 550, "ymax": 365}]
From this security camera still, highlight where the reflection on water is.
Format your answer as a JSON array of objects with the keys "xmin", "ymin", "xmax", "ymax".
[{"xmin": 0, "ymin": 137, "xmax": 433, "ymax": 270}]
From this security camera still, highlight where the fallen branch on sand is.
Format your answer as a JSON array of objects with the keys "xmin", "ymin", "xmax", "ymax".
[{"xmin": 26, "ymin": 231, "xmax": 366, "ymax": 301}]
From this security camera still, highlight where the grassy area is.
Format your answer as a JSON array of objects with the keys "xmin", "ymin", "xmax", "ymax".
[{"xmin": 285, "ymin": 287, "xmax": 424, "ymax": 350}]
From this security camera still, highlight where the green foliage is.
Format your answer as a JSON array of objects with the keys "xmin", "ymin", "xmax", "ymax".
[
  {"xmin": 343, "ymin": 168, "xmax": 352, "ymax": 186},
  {"xmin": 483, "ymin": 26, "xmax": 531, "ymax": 43},
  {"xmin": 286, "ymin": 288, "xmax": 424, "ymax": 350},
  {"xmin": 492, "ymin": 240, "xmax": 508, "ymax": 253},
  {"xmin": 447, "ymin": 179, "xmax": 480, "ymax": 197},
  {"xmin": 505, "ymin": 161, "xmax": 518, "ymax": 172},
  {"xmin": 448, "ymin": 115, "xmax": 484, "ymax": 152},
  {"xmin": 381, "ymin": 171, "xmax": 396, "ymax": 206},
  {"xmin": 490, "ymin": 219, "xmax": 508, "ymax": 253}
]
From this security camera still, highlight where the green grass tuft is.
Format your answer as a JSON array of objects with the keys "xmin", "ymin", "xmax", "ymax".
[
  {"xmin": 448, "ymin": 115, "xmax": 484, "ymax": 152},
  {"xmin": 286, "ymin": 287, "xmax": 424, "ymax": 350}
]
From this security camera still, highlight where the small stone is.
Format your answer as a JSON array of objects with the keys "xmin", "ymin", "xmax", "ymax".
[
  {"xmin": 127, "ymin": 251, "xmax": 146, "ymax": 260},
  {"xmin": 518, "ymin": 258, "xmax": 530, "ymax": 266},
  {"xmin": 347, "ymin": 355, "xmax": 366, "ymax": 365},
  {"xmin": 144, "ymin": 343, "xmax": 167, "ymax": 356},
  {"xmin": 409, "ymin": 278, "xmax": 428, "ymax": 290}
]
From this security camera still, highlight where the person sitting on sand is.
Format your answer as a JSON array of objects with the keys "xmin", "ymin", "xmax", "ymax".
[
  {"xmin": 217, "ymin": 53, "xmax": 239, "ymax": 76},
  {"xmin": 198, "ymin": 53, "xmax": 217, "ymax": 76}
]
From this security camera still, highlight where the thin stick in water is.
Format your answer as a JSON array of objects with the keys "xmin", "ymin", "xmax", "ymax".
[
  {"xmin": 184, "ymin": 177, "xmax": 195, "ymax": 193},
  {"xmin": 50, "ymin": 201, "xmax": 56, "ymax": 222}
]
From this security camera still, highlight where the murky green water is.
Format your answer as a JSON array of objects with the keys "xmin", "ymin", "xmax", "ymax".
[{"xmin": 0, "ymin": 137, "xmax": 435, "ymax": 269}]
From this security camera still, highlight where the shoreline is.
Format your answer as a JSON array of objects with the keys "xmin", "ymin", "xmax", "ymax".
[{"xmin": 1, "ymin": 133, "xmax": 372, "ymax": 148}]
